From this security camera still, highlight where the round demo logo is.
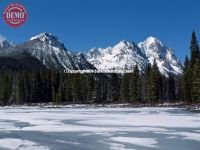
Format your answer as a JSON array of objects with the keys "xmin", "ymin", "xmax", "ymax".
[{"xmin": 3, "ymin": 3, "xmax": 28, "ymax": 28}]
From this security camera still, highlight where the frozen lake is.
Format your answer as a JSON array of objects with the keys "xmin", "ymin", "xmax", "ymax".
[{"xmin": 0, "ymin": 107, "xmax": 199, "ymax": 150}]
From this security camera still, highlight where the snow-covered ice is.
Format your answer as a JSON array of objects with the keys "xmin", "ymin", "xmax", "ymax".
[
  {"xmin": 110, "ymin": 137, "xmax": 158, "ymax": 148},
  {"xmin": 0, "ymin": 138, "xmax": 49, "ymax": 150},
  {"xmin": 0, "ymin": 107, "xmax": 199, "ymax": 150}
]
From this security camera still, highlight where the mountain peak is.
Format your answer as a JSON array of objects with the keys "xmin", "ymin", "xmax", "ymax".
[
  {"xmin": 145, "ymin": 36, "xmax": 164, "ymax": 47},
  {"xmin": 0, "ymin": 35, "xmax": 7, "ymax": 43},
  {"xmin": 30, "ymin": 32, "xmax": 65, "ymax": 49},
  {"xmin": 30, "ymin": 32, "xmax": 54, "ymax": 41},
  {"xmin": 138, "ymin": 37, "xmax": 182, "ymax": 76},
  {"xmin": 113, "ymin": 40, "xmax": 136, "ymax": 51},
  {"xmin": 0, "ymin": 34, "xmax": 13, "ymax": 50},
  {"xmin": 117, "ymin": 40, "xmax": 134, "ymax": 46},
  {"xmin": 138, "ymin": 36, "xmax": 166, "ymax": 55}
]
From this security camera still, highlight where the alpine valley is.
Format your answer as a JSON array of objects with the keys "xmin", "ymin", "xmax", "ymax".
[{"xmin": 0, "ymin": 33, "xmax": 183, "ymax": 76}]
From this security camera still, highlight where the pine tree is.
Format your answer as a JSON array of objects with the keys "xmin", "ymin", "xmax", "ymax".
[
  {"xmin": 16, "ymin": 72, "xmax": 25, "ymax": 104},
  {"xmin": 30, "ymin": 71, "xmax": 43, "ymax": 103},
  {"xmin": 44, "ymin": 70, "xmax": 53, "ymax": 103},
  {"xmin": 91, "ymin": 79, "xmax": 101, "ymax": 103},
  {"xmin": 0, "ymin": 72, "xmax": 12, "ymax": 105},
  {"xmin": 130, "ymin": 65, "xmax": 141, "ymax": 103},
  {"xmin": 120, "ymin": 73, "xmax": 130, "ymax": 102},
  {"xmin": 191, "ymin": 60, "xmax": 200, "ymax": 103},
  {"xmin": 183, "ymin": 55, "xmax": 192, "ymax": 103},
  {"xmin": 71, "ymin": 74, "xmax": 82, "ymax": 103},
  {"xmin": 51, "ymin": 71, "xmax": 60, "ymax": 104},
  {"xmin": 87, "ymin": 75, "xmax": 95, "ymax": 103},
  {"xmin": 80, "ymin": 74, "xmax": 88, "ymax": 103},
  {"xmin": 149, "ymin": 61, "xmax": 160, "ymax": 103},
  {"xmin": 110, "ymin": 73, "xmax": 120, "ymax": 102},
  {"xmin": 168, "ymin": 74, "xmax": 176, "ymax": 102},
  {"xmin": 176, "ymin": 75, "xmax": 184, "ymax": 102},
  {"xmin": 143, "ymin": 63, "xmax": 151, "ymax": 103},
  {"xmin": 100, "ymin": 79, "xmax": 108, "ymax": 103},
  {"xmin": 64, "ymin": 74, "xmax": 73, "ymax": 103},
  {"xmin": 23, "ymin": 71, "xmax": 31, "ymax": 103},
  {"xmin": 182, "ymin": 31, "xmax": 200, "ymax": 104},
  {"xmin": 190, "ymin": 31, "xmax": 200, "ymax": 68}
]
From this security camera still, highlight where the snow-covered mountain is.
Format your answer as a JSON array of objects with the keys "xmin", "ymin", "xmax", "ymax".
[
  {"xmin": 70, "ymin": 52, "xmax": 96, "ymax": 70},
  {"xmin": 86, "ymin": 41, "xmax": 148, "ymax": 71},
  {"xmin": 29, "ymin": 33, "xmax": 96, "ymax": 70},
  {"xmin": 0, "ymin": 35, "xmax": 12, "ymax": 50},
  {"xmin": 138, "ymin": 37, "xmax": 183, "ymax": 75},
  {"xmin": 28, "ymin": 32, "xmax": 77, "ymax": 70},
  {"xmin": 0, "ymin": 33, "xmax": 95, "ymax": 70},
  {"xmin": 86, "ymin": 37, "xmax": 183, "ymax": 76},
  {"xmin": 0, "ymin": 33, "xmax": 183, "ymax": 76}
]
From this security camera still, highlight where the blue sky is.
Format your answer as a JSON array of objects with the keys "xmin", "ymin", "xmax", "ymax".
[{"xmin": 0, "ymin": 0, "xmax": 200, "ymax": 63}]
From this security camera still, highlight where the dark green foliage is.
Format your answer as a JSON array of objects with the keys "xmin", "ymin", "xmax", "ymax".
[
  {"xmin": 183, "ymin": 31, "xmax": 200, "ymax": 103},
  {"xmin": 142, "ymin": 63, "xmax": 151, "ymax": 103},
  {"xmin": 130, "ymin": 65, "xmax": 141, "ymax": 103},
  {"xmin": 183, "ymin": 56, "xmax": 192, "ymax": 102},
  {"xmin": 110, "ymin": 73, "xmax": 120, "ymax": 102},
  {"xmin": 1, "ymin": 30, "xmax": 200, "ymax": 105},
  {"xmin": 120, "ymin": 74, "xmax": 130, "ymax": 102},
  {"xmin": 148, "ymin": 60, "xmax": 161, "ymax": 103},
  {"xmin": 71, "ymin": 74, "xmax": 82, "ymax": 103},
  {"xmin": 0, "ymin": 68, "xmax": 186, "ymax": 105},
  {"xmin": 168, "ymin": 74, "xmax": 176, "ymax": 101},
  {"xmin": 16, "ymin": 72, "xmax": 25, "ymax": 104},
  {"xmin": 191, "ymin": 60, "xmax": 200, "ymax": 102},
  {"xmin": 190, "ymin": 31, "xmax": 200, "ymax": 68},
  {"xmin": 175, "ymin": 76, "xmax": 184, "ymax": 102},
  {"xmin": 0, "ymin": 72, "xmax": 12, "ymax": 105}
]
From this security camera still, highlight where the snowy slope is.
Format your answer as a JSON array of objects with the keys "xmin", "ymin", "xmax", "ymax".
[
  {"xmin": 29, "ymin": 33, "xmax": 77, "ymax": 70},
  {"xmin": 0, "ymin": 33, "xmax": 95, "ymax": 70},
  {"xmin": 138, "ymin": 37, "xmax": 183, "ymax": 75},
  {"xmin": 0, "ymin": 35, "xmax": 12, "ymax": 50},
  {"xmin": 86, "ymin": 41, "xmax": 148, "ymax": 71},
  {"xmin": 86, "ymin": 37, "xmax": 183, "ymax": 76},
  {"xmin": 28, "ymin": 33, "xmax": 95, "ymax": 70},
  {"xmin": 70, "ymin": 52, "xmax": 96, "ymax": 70},
  {"xmin": 0, "ymin": 33, "xmax": 183, "ymax": 75}
]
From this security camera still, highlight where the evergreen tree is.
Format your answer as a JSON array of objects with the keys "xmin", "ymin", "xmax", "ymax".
[
  {"xmin": 175, "ymin": 75, "xmax": 184, "ymax": 102},
  {"xmin": 190, "ymin": 31, "xmax": 200, "ymax": 68},
  {"xmin": 120, "ymin": 73, "xmax": 130, "ymax": 102},
  {"xmin": 143, "ymin": 63, "xmax": 151, "ymax": 103},
  {"xmin": 87, "ymin": 75, "xmax": 95, "ymax": 103},
  {"xmin": 16, "ymin": 72, "xmax": 25, "ymax": 104},
  {"xmin": 30, "ymin": 71, "xmax": 43, "ymax": 103},
  {"xmin": 110, "ymin": 73, "xmax": 120, "ymax": 102},
  {"xmin": 91, "ymin": 79, "xmax": 101, "ymax": 103},
  {"xmin": 130, "ymin": 65, "xmax": 141, "ymax": 103},
  {"xmin": 183, "ymin": 55, "xmax": 192, "ymax": 103},
  {"xmin": 51, "ymin": 71, "xmax": 60, "ymax": 104},
  {"xmin": 64, "ymin": 74, "xmax": 73, "ymax": 102},
  {"xmin": 44, "ymin": 70, "xmax": 53, "ymax": 103},
  {"xmin": 80, "ymin": 75, "xmax": 88, "ymax": 103},
  {"xmin": 23, "ymin": 71, "xmax": 31, "ymax": 103},
  {"xmin": 71, "ymin": 74, "xmax": 82, "ymax": 103},
  {"xmin": 149, "ymin": 61, "xmax": 160, "ymax": 103},
  {"xmin": 168, "ymin": 74, "xmax": 176, "ymax": 101},
  {"xmin": 191, "ymin": 60, "xmax": 200, "ymax": 102},
  {"xmin": 0, "ymin": 73, "xmax": 12, "ymax": 105}
]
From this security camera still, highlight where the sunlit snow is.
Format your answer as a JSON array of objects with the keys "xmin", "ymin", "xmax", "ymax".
[{"xmin": 0, "ymin": 107, "xmax": 199, "ymax": 150}]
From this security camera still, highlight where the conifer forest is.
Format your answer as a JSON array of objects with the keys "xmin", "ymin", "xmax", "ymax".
[{"xmin": 0, "ymin": 31, "xmax": 199, "ymax": 105}]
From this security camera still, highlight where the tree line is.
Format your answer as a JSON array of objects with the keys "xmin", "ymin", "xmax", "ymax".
[
  {"xmin": 183, "ymin": 31, "xmax": 200, "ymax": 104},
  {"xmin": 0, "ymin": 31, "xmax": 199, "ymax": 105},
  {"xmin": 0, "ymin": 67, "xmax": 180, "ymax": 105}
]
